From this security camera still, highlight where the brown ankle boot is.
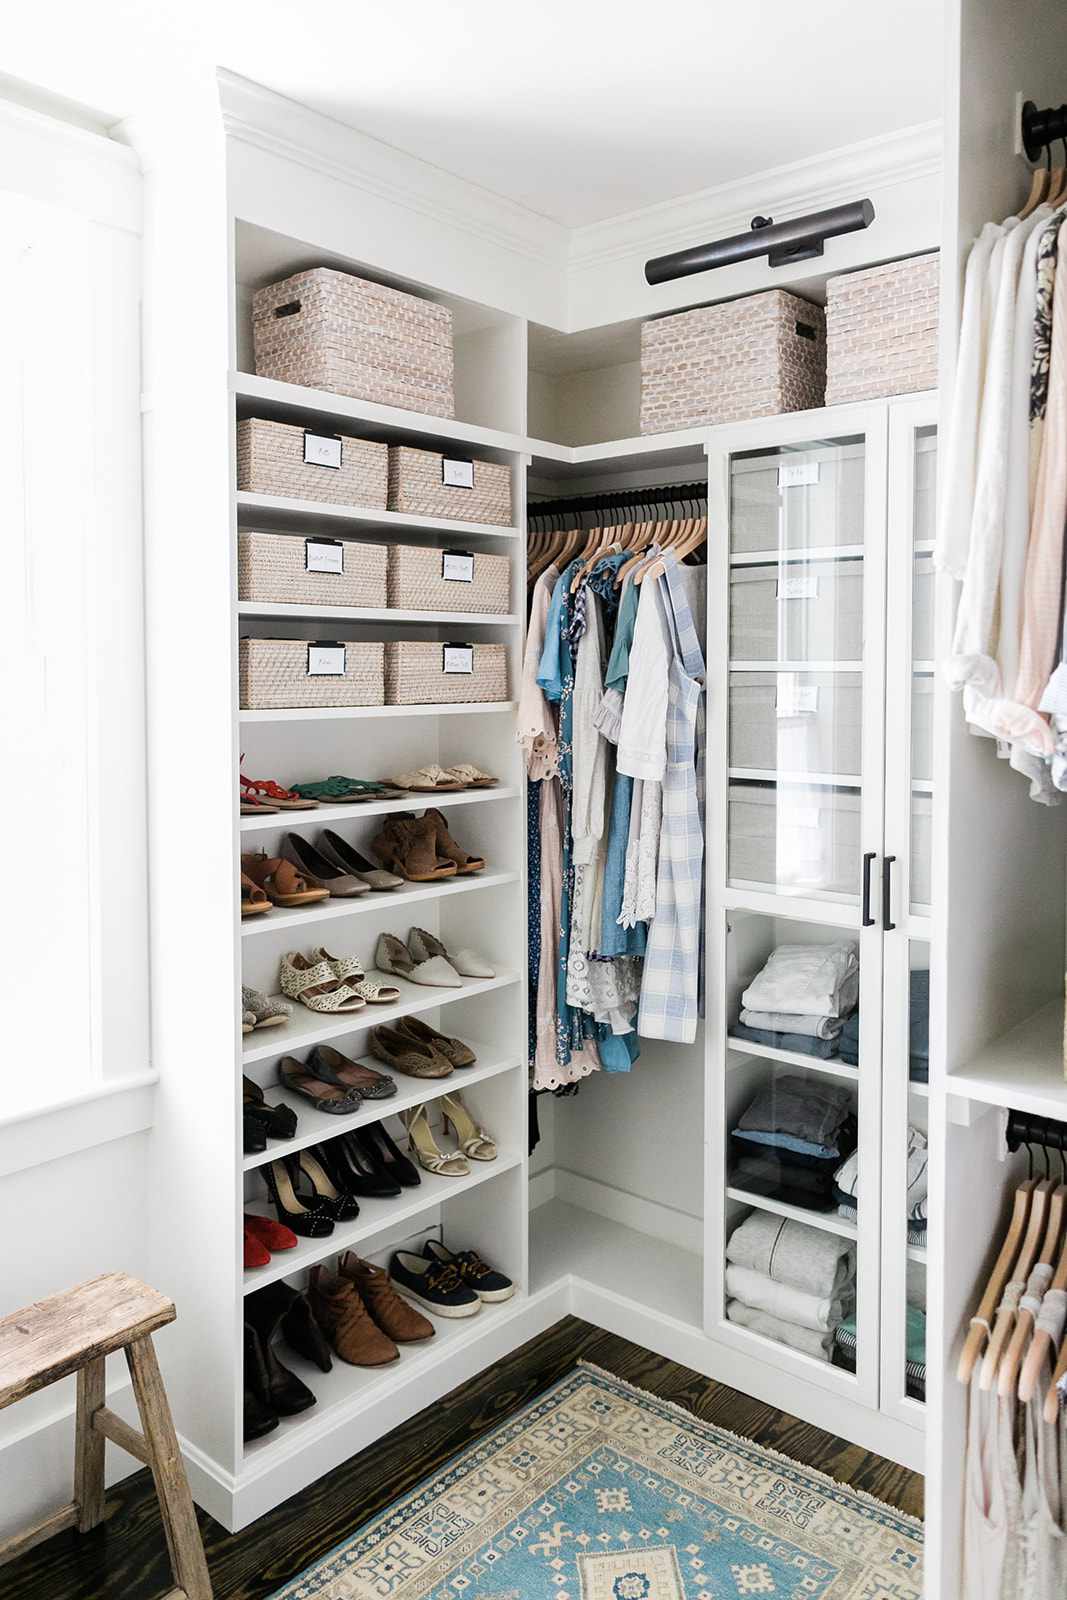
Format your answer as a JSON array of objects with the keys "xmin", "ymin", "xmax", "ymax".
[
  {"xmin": 339, "ymin": 1251, "xmax": 436, "ymax": 1342},
  {"xmin": 308, "ymin": 1265, "xmax": 399, "ymax": 1366},
  {"xmin": 423, "ymin": 808, "xmax": 486, "ymax": 874},
  {"xmin": 371, "ymin": 817, "xmax": 455, "ymax": 881}
]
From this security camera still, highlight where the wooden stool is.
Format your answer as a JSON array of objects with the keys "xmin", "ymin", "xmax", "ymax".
[{"xmin": 0, "ymin": 1272, "xmax": 211, "ymax": 1600}]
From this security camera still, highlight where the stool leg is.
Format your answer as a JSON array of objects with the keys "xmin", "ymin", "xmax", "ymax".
[
  {"xmin": 74, "ymin": 1358, "xmax": 106, "ymax": 1533},
  {"xmin": 125, "ymin": 1335, "xmax": 212, "ymax": 1600}
]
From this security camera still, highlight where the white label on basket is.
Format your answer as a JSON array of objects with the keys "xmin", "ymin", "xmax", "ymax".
[
  {"xmin": 778, "ymin": 461, "xmax": 819, "ymax": 489},
  {"xmin": 443, "ymin": 645, "xmax": 474, "ymax": 674},
  {"xmin": 789, "ymin": 807, "xmax": 821, "ymax": 830},
  {"xmin": 305, "ymin": 539, "xmax": 344, "ymax": 575},
  {"xmin": 776, "ymin": 685, "xmax": 819, "ymax": 716},
  {"xmin": 307, "ymin": 644, "xmax": 346, "ymax": 676},
  {"xmin": 442, "ymin": 458, "xmax": 475, "ymax": 489},
  {"xmin": 777, "ymin": 574, "xmax": 818, "ymax": 601},
  {"xmin": 442, "ymin": 551, "xmax": 475, "ymax": 582},
  {"xmin": 303, "ymin": 432, "xmax": 343, "ymax": 469}
]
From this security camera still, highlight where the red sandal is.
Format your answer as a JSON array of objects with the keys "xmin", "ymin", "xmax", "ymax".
[{"xmin": 240, "ymin": 768, "xmax": 319, "ymax": 811}]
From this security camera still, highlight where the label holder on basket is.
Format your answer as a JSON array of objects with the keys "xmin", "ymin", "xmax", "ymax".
[
  {"xmin": 307, "ymin": 641, "xmax": 347, "ymax": 677},
  {"xmin": 303, "ymin": 431, "xmax": 343, "ymax": 470},
  {"xmin": 305, "ymin": 537, "xmax": 345, "ymax": 575},
  {"xmin": 442, "ymin": 457, "xmax": 475, "ymax": 490},
  {"xmin": 442, "ymin": 550, "xmax": 475, "ymax": 582},
  {"xmin": 442, "ymin": 642, "xmax": 474, "ymax": 675}
]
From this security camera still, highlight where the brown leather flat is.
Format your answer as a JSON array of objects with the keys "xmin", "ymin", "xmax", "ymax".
[{"xmin": 368, "ymin": 1023, "xmax": 453, "ymax": 1079}]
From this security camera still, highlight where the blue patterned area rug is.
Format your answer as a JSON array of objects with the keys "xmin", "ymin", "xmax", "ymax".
[{"xmin": 270, "ymin": 1362, "xmax": 923, "ymax": 1599}]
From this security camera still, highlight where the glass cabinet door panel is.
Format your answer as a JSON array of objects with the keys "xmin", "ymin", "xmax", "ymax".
[
  {"xmin": 729, "ymin": 670, "xmax": 862, "ymax": 781},
  {"xmin": 730, "ymin": 440, "xmax": 866, "ymax": 555},
  {"xmin": 728, "ymin": 779, "xmax": 862, "ymax": 900}
]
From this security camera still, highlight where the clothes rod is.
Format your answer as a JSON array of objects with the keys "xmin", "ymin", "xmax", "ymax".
[
  {"xmin": 645, "ymin": 199, "xmax": 875, "ymax": 285},
  {"xmin": 530, "ymin": 482, "xmax": 708, "ymax": 516},
  {"xmin": 1022, "ymin": 99, "xmax": 1067, "ymax": 162}
]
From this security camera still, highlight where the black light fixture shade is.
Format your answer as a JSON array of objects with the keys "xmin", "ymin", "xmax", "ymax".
[{"xmin": 645, "ymin": 199, "xmax": 876, "ymax": 286}]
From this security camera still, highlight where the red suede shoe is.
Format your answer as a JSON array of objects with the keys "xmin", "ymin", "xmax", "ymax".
[
  {"xmin": 245, "ymin": 1213, "xmax": 298, "ymax": 1252},
  {"xmin": 244, "ymin": 1223, "xmax": 271, "ymax": 1269}
]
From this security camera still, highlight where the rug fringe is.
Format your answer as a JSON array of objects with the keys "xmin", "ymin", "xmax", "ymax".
[{"xmin": 574, "ymin": 1360, "xmax": 923, "ymax": 1533}]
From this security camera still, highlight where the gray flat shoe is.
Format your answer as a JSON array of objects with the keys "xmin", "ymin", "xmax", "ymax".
[{"xmin": 320, "ymin": 830, "xmax": 405, "ymax": 891}]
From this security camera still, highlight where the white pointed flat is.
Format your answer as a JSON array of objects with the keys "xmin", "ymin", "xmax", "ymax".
[
  {"xmin": 407, "ymin": 926, "xmax": 495, "ymax": 980},
  {"xmin": 376, "ymin": 932, "xmax": 463, "ymax": 988}
]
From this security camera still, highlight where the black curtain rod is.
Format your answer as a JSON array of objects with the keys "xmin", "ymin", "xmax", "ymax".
[
  {"xmin": 530, "ymin": 481, "xmax": 707, "ymax": 516},
  {"xmin": 1006, "ymin": 1108, "xmax": 1067, "ymax": 1151}
]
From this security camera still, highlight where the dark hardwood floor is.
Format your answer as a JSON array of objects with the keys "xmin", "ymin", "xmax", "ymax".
[{"xmin": 0, "ymin": 1317, "xmax": 923, "ymax": 1599}]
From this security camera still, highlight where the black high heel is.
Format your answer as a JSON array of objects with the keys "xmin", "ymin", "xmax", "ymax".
[
  {"xmin": 318, "ymin": 1132, "xmax": 402, "ymax": 1199},
  {"xmin": 292, "ymin": 1148, "xmax": 361, "ymax": 1222},
  {"xmin": 244, "ymin": 1111, "xmax": 268, "ymax": 1155},
  {"xmin": 353, "ymin": 1122, "xmax": 421, "ymax": 1188},
  {"xmin": 247, "ymin": 1282, "xmax": 333, "ymax": 1375},
  {"xmin": 263, "ymin": 1158, "xmax": 335, "ymax": 1238}
]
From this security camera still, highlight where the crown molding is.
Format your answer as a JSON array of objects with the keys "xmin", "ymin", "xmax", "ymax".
[
  {"xmin": 217, "ymin": 70, "xmax": 568, "ymax": 274},
  {"xmin": 568, "ymin": 119, "xmax": 943, "ymax": 274}
]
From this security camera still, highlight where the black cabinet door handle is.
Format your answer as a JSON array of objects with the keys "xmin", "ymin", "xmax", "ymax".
[
  {"xmin": 862, "ymin": 851, "xmax": 876, "ymax": 927},
  {"xmin": 882, "ymin": 855, "xmax": 896, "ymax": 931}
]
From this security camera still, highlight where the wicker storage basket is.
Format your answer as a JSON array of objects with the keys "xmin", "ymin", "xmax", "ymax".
[
  {"xmin": 236, "ymin": 417, "xmax": 388, "ymax": 508},
  {"xmin": 387, "ymin": 445, "xmax": 512, "ymax": 526},
  {"xmin": 238, "ymin": 532, "xmax": 388, "ymax": 610},
  {"xmin": 730, "ymin": 561, "xmax": 864, "ymax": 662},
  {"xmin": 729, "ymin": 671, "xmax": 863, "ymax": 777},
  {"xmin": 730, "ymin": 441, "xmax": 865, "ymax": 555},
  {"xmin": 386, "ymin": 545, "xmax": 510, "ymax": 615},
  {"xmin": 728, "ymin": 781, "xmax": 860, "ymax": 897},
  {"xmin": 825, "ymin": 253, "xmax": 939, "ymax": 405},
  {"xmin": 640, "ymin": 290, "xmax": 826, "ymax": 434},
  {"xmin": 252, "ymin": 268, "xmax": 455, "ymax": 418},
  {"xmin": 384, "ymin": 640, "xmax": 507, "ymax": 705},
  {"xmin": 239, "ymin": 638, "xmax": 385, "ymax": 710}
]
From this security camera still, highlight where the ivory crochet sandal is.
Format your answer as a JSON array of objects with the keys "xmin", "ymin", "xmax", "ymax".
[
  {"xmin": 280, "ymin": 952, "xmax": 367, "ymax": 1013},
  {"xmin": 375, "ymin": 931, "xmax": 462, "ymax": 988},
  {"xmin": 407, "ymin": 926, "xmax": 495, "ymax": 980},
  {"xmin": 403, "ymin": 1104, "xmax": 470, "ymax": 1177},
  {"xmin": 310, "ymin": 946, "xmax": 401, "ymax": 1004}
]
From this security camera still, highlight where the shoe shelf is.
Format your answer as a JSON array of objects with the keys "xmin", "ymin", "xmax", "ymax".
[
  {"xmin": 242, "ymin": 1289, "xmax": 527, "ymax": 1462},
  {"xmin": 239, "ymin": 786, "xmax": 521, "ymax": 835},
  {"xmin": 243, "ymin": 1145, "xmax": 523, "ymax": 1293},
  {"xmin": 529, "ymin": 1199, "xmax": 703, "ymax": 1333},
  {"xmin": 725, "ymin": 1035, "xmax": 859, "ymax": 1083},
  {"xmin": 237, "ymin": 601, "xmax": 520, "ymax": 625},
  {"xmin": 233, "ymin": 371, "xmax": 530, "ymax": 460},
  {"xmin": 242, "ymin": 970, "xmax": 521, "ymax": 1064},
  {"xmin": 239, "ymin": 702, "xmax": 518, "ymax": 723},
  {"xmin": 725, "ymin": 1186, "xmax": 859, "ymax": 1242},
  {"xmin": 240, "ymin": 869, "xmax": 520, "ymax": 940},
  {"xmin": 243, "ymin": 1049, "xmax": 523, "ymax": 1174},
  {"xmin": 236, "ymin": 490, "xmax": 520, "ymax": 542}
]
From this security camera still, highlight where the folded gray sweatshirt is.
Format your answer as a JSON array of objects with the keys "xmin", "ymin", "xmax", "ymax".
[{"xmin": 725, "ymin": 1210, "xmax": 856, "ymax": 1299}]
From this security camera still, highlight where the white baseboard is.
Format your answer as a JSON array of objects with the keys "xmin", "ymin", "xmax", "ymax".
[
  {"xmin": 528, "ymin": 1166, "xmax": 557, "ymax": 1210},
  {"xmin": 553, "ymin": 1168, "xmax": 703, "ymax": 1255}
]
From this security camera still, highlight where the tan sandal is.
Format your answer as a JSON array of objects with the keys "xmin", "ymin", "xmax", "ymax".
[
  {"xmin": 389, "ymin": 765, "xmax": 464, "ymax": 793},
  {"xmin": 372, "ymin": 817, "xmax": 457, "ymax": 882},
  {"xmin": 403, "ymin": 1104, "xmax": 469, "ymax": 1176},
  {"xmin": 441, "ymin": 763, "xmax": 498, "ymax": 788},
  {"xmin": 243, "ymin": 852, "xmax": 329, "ymax": 908},
  {"xmin": 440, "ymin": 1091, "xmax": 496, "ymax": 1161},
  {"xmin": 241, "ymin": 872, "xmax": 271, "ymax": 917}
]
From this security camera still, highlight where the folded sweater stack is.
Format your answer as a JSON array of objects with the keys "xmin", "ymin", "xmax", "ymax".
[
  {"xmin": 838, "ymin": 968, "xmax": 929, "ymax": 1076},
  {"xmin": 732, "ymin": 941, "xmax": 859, "ymax": 1062},
  {"xmin": 725, "ymin": 1210, "xmax": 856, "ymax": 1363},
  {"xmin": 731, "ymin": 1074, "xmax": 857, "ymax": 1212},
  {"xmin": 834, "ymin": 1126, "xmax": 928, "ymax": 1246}
]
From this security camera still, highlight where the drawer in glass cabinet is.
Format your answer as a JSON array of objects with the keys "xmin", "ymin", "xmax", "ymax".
[
  {"xmin": 729, "ymin": 671, "xmax": 862, "ymax": 780},
  {"xmin": 730, "ymin": 440, "xmax": 866, "ymax": 556},
  {"xmin": 728, "ymin": 780, "xmax": 862, "ymax": 900},
  {"xmin": 729, "ymin": 560, "xmax": 864, "ymax": 664}
]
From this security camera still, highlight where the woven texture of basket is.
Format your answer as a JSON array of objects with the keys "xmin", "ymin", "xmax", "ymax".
[
  {"xmin": 640, "ymin": 290, "xmax": 826, "ymax": 433},
  {"xmin": 825, "ymin": 253, "xmax": 939, "ymax": 405},
  {"xmin": 384, "ymin": 641, "xmax": 507, "ymax": 704},
  {"xmin": 387, "ymin": 445, "xmax": 512, "ymax": 526},
  {"xmin": 237, "ymin": 417, "xmax": 388, "ymax": 508},
  {"xmin": 386, "ymin": 545, "xmax": 510, "ymax": 615},
  {"xmin": 252, "ymin": 268, "xmax": 455, "ymax": 418},
  {"xmin": 238, "ymin": 532, "xmax": 388, "ymax": 609},
  {"xmin": 240, "ymin": 638, "xmax": 385, "ymax": 709}
]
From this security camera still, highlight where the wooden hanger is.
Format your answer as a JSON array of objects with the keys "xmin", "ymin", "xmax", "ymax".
[
  {"xmin": 957, "ymin": 1178, "xmax": 1035, "ymax": 1383},
  {"xmin": 980, "ymin": 1170, "xmax": 1051, "ymax": 1390},
  {"xmin": 1000, "ymin": 1152, "xmax": 1066, "ymax": 1397},
  {"xmin": 1018, "ymin": 1141, "xmax": 1067, "ymax": 1403},
  {"xmin": 614, "ymin": 522, "xmax": 656, "ymax": 587},
  {"xmin": 1045, "ymin": 139, "xmax": 1067, "ymax": 208}
]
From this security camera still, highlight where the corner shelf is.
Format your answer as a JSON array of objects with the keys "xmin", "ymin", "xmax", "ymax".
[{"xmin": 239, "ymin": 786, "xmax": 519, "ymax": 834}]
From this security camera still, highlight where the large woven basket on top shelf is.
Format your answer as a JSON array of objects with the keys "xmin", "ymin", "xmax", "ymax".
[
  {"xmin": 825, "ymin": 252, "xmax": 939, "ymax": 405},
  {"xmin": 236, "ymin": 417, "xmax": 387, "ymax": 508},
  {"xmin": 640, "ymin": 290, "xmax": 826, "ymax": 433},
  {"xmin": 252, "ymin": 267, "xmax": 455, "ymax": 418},
  {"xmin": 240, "ymin": 638, "xmax": 385, "ymax": 710},
  {"xmin": 384, "ymin": 641, "xmax": 507, "ymax": 705},
  {"xmin": 387, "ymin": 545, "xmax": 510, "ymax": 615},
  {"xmin": 238, "ymin": 532, "xmax": 388, "ymax": 609},
  {"xmin": 387, "ymin": 445, "xmax": 512, "ymax": 526}
]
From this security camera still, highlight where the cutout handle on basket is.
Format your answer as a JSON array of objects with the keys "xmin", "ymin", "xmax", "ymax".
[
  {"xmin": 794, "ymin": 321, "xmax": 816, "ymax": 340},
  {"xmin": 274, "ymin": 301, "xmax": 302, "ymax": 318}
]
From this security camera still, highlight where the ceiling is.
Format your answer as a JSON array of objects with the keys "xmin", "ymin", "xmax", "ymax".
[{"xmin": 7, "ymin": 0, "xmax": 943, "ymax": 230}]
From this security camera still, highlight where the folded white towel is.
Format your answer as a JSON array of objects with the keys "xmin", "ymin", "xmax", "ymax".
[
  {"xmin": 725, "ymin": 1264, "xmax": 849, "ymax": 1331},
  {"xmin": 741, "ymin": 942, "xmax": 859, "ymax": 1019},
  {"xmin": 726, "ymin": 1300, "xmax": 834, "ymax": 1361}
]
